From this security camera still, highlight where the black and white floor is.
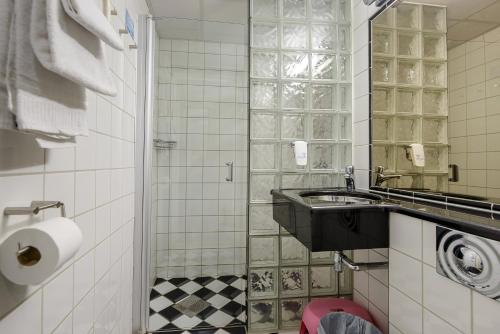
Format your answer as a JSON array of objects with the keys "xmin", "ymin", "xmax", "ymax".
[{"xmin": 149, "ymin": 275, "xmax": 247, "ymax": 333}]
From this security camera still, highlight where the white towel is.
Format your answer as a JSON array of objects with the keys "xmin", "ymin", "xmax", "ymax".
[
  {"xmin": 61, "ymin": 0, "xmax": 124, "ymax": 51},
  {"xmin": 31, "ymin": 0, "xmax": 117, "ymax": 96},
  {"xmin": 6, "ymin": 0, "xmax": 88, "ymax": 148},
  {"xmin": 0, "ymin": 0, "xmax": 15, "ymax": 130}
]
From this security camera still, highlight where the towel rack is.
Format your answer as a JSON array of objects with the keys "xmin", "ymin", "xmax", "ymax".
[{"xmin": 4, "ymin": 201, "xmax": 66, "ymax": 217}]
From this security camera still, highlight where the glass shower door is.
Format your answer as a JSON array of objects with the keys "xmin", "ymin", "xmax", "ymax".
[{"xmin": 146, "ymin": 17, "xmax": 249, "ymax": 333}]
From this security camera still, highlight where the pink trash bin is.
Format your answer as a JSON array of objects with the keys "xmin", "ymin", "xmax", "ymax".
[{"xmin": 299, "ymin": 298, "xmax": 376, "ymax": 334}]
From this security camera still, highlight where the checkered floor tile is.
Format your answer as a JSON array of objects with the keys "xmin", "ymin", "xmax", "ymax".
[{"xmin": 149, "ymin": 275, "xmax": 247, "ymax": 332}]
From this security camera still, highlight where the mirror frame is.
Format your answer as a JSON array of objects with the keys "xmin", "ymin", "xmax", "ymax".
[{"xmin": 367, "ymin": 0, "xmax": 500, "ymax": 210}]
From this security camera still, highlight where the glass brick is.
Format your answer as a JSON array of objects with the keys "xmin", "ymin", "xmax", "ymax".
[
  {"xmin": 397, "ymin": 60, "xmax": 420, "ymax": 85},
  {"xmin": 281, "ymin": 236, "xmax": 308, "ymax": 265},
  {"xmin": 372, "ymin": 117, "xmax": 393, "ymax": 142},
  {"xmin": 424, "ymin": 146, "xmax": 447, "ymax": 172},
  {"xmin": 424, "ymin": 174, "xmax": 448, "ymax": 192},
  {"xmin": 422, "ymin": 6, "xmax": 446, "ymax": 32},
  {"xmin": 423, "ymin": 62, "xmax": 446, "ymax": 87},
  {"xmin": 373, "ymin": 58, "xmax": 393, "ymax": 83},
  {"xmin": 339, "ymin": 114, "xmax": 351, "ymax": 140},
  {"xmin": 252, "ymin": 0, "xmax": 278, "ymax": 17},
  {"xmin": 280, "ymin": 266, "xmax": 308, "ymax": 297},
  {"xmin": 281, "ymin": 143, "xmax": 303, "ymax": 170},
  {"xmin": 397, "ymin": 31, "xmax": 420, "ymax": 57},
  {"xmin": 396, "ymin": 89, "xmax": 420, "ymax": 114},
  {"xmin": 312, "ymin": 85, "xmax": 335, "ymax": 110},
  {"xmin": 423, "ymin": 34, "xmax": 446, "ymax": 59},
  {"xmin": 373, "ymin": 8, "xmax": 394, "ymax": 27},
  {"xmin": 249, "ymin": 267, "xmax": 279, "ymax": 298},
  {"xmin": 282, "ymin": 23, "xmax": 308, "ymax": 49},
  {"xmin": 338, "ymin": 55, "xmax": 350, "ymax": 81},
  {"xmin": 251, "ymin": 143, "xmax": 278, "ymax": 170},
  {"xmin": 282, "ymin": 82, "xmax": 306, "ymax": 109},
  {"xmin": 252, "ymin": 51, "xmax": 278, "ymax": 78},
  {"xmin": 372, "ymin": 145, "xmax": 395, "ymax": 171},
  {"xmin": 310, "ymin": 174, "xmax": 334, "ymax": 188},
  {"xmin": 396, "ymin": 145, "xmax": 417, "ymax": 172},
  {"xmin": 338, "ymin": 25, "xmax": 351, "ymax": 52},
  {"xmin": 249, "ymin": 236, "xmax": 279, "ymax": 266},
  {"xmin": 250, "ymin": 173, "xmax": 278, "ymax": 202},
  {"xmin": 311, "ymin": 0, "xmax": 336, "ymax": 21},
  {"xmin": 338, "ymin": 143, "xmax": 352, "ymax": 169},
  {"xmin": 251, "ymin": 81, "xmax": 278, "ymax": 109},
  {"xmin": 281, "ymin": 173, "xmax": 308, "ymax": 188},
  {"xmin": 373, "ymin": 87, "xmax": 394, "ymax": 114},
  {"xmin": 395, "ymin": 174, "xmax": 423, "ymax": 190},
  {"xmin": 311, "ymin": 143, "xmax": 334, "ymax": 169},
  {"xmin": 251, "ymin": 112, "xmax": 278, "ymax": 139},
  {"xmin": 310, "ymin": 266, "xmax": 336, "ymax": 295},
  {"xmin": 422, "ymin": 118, "xmax": 447, "ymax": 143},
  {"xmin": 249, "ymin": 204, "xmax": 280, "ymax": 235},
  {"xmin": 339, "ymin": 85, "xmax": 351, "ymax": 111},
  {"xmin": 395, "ymin": 117, "xmax": 421, "ymax": 142},
  {"xmin": 373, "ymin": 29, "xmax": 393, "ymax": 55},
  {"xmin": 338, "ymin": 0, "xmax": 351, "ymax": 23},
  {"xmin": 397, "ymin": 3, "xmax": 419, "ymax": 29},
  {"xmin": 312, "ymin": 24, "xmax": 337, "ymax": 50},
  {"xmin": 280, "ymin": 298, "xmax": 307, "ymax": 328},
  {"xmin": 249, "ymin": 300, "xmax": 278, "ymax": 331},
  {"xmin": 282, "ymin": 53, "xmax": 310, "ymax": 78},
  {"xmin": 339, "ymin": 268, "xmax": 352, "ymax": 294},
  {"xmin": 283, "ymin": 0, "xmax": 306, "ymax": 19},
  {"xmin": 281, "ymin": 113, "xmax": 305, "ymax": 139},
  {"xmin": 312, "ymin": 54, "xmax": 336, "ymax": 80},
  {"xmin": 423, "ymin": 90, "xmax": 447, "ymax": 115},
  {"xmin": 252, "ymin": 22, "xmax": 278, "ymax": 48},
  {"xmin": 312, "ymin": 114, "xmax": 336, "ymax": 140}
]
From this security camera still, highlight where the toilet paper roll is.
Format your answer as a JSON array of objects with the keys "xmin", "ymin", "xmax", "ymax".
[
  {"xmin": 293, "ymin": 141, "xmax": 308, "ymax": 166},
  {"xmin": 0, "ymin": 217, "xmax": 82, "ymax": 285}
]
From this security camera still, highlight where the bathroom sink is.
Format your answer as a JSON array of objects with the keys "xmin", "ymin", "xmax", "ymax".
[
  {"xmin": 299, "ymin": 190, "xmax": 384, "ymax": 205},
  {"xmin": 271, "ymin": 188, "xmax": 391, "ymax": 252}
]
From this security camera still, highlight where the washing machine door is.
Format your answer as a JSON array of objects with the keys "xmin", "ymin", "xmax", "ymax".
[{"xmin": 436, "ymin": 226, "xmax": 500, "ymax": 301}]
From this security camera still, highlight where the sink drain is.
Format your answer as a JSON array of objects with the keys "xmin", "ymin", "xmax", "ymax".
[{"xmin": 173, "ymin": 295, "xmax": 210, "ymax": 317}]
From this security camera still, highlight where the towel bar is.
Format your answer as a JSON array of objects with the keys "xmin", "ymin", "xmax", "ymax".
[{"xmin": 4, "ymin": 201, "xmax": 66, "ymax": 217}]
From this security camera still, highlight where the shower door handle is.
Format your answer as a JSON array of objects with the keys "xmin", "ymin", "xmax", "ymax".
[{"xmin": 225, "ymin": 162, "xmax": 233, "ymax": 182}]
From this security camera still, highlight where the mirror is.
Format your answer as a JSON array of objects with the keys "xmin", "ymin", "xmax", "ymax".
[{"xmin": 369, "ymin": 0, "xmax": 500, "ymax": 202}]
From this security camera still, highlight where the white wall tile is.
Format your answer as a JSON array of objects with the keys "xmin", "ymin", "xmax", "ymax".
[{"xmin": 389, "ymin": 213, "xmax": 422, "ymax": 260}]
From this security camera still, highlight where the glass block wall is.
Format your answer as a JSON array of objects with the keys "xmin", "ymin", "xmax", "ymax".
[
  {"xmin": 248, "ymin": 0, "xmax": 353, "ymax": 332},
  {"xmin": 371, "ymin": 3, "xmax": 448, "ymax": 191}
]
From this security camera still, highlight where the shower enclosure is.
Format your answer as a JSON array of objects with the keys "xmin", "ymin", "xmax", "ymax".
[{"xmin": 136, "ymin": 14, "xmax": 249, "ymax": 333}]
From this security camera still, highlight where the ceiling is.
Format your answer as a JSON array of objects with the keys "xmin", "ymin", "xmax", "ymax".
[
  {"xmin": 147, "ymin": 0, "xmax": 248, "ymax": 43},
  {"xmin": 406, "ymin": 0, "xmax": 500, "ymax": 48}
]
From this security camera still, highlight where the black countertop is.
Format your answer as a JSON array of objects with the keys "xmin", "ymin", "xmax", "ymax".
[{"xmin": 272, "ymin": 188, "xmax": 500, "ymax": 242}]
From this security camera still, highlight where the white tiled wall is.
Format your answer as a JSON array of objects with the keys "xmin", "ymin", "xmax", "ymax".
[
  {"xmin": 351, "ymin": 2, "xmax": 391, "ymax": 331},
  {"xmin": 352, "ymin": 0, "xmax": 381, "ymax": 189},
  {"xmin": 447, "ymin": 26, "xmax": 500, "ymax": 198},
  {"xmin": 388, "ymin": 212, "xmax": 500, "ymax": 334},
  {"xmin": 0, "ymin": 0, "xmax": 149, "ymax": 332},
  {"xmin": 154, "ymin": 38, "xmax": 249, "ymax": 279}
]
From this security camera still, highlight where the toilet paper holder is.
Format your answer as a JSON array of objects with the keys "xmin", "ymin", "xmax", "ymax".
[{"xmin": 3, "ymin": 201, "xmax": 66, "ymax": 218}]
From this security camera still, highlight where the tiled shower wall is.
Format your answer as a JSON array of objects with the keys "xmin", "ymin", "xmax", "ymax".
[
  {"xmin": 154, "ymin": 38, "xmax": 249, "ymax": 278},
  {"xmin": 447, "ymin": 26, "xmax": 500, "ymax": 198},
  {"xmin": 0, "ymin": 0, "xmax": 149, "ymax": 332},
  {"xmin": 248, "ymin": 0, "xmax": 353, "ymax": 332}
]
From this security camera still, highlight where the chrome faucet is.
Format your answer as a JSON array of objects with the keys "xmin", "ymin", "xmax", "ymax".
[
  {"xmin": 344, "ymin": 165, "xmax": 355, "ymax": 191},
  {"xmin": 374, "ymin": 166, "xmax": 402, "ymax": 187}
]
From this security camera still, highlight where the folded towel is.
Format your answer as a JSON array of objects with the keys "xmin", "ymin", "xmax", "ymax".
[
  {"xmin": 61, "ymin": 0, "xmax": 124, "ymax": 50},
  {"xmin": 6, "ymin": 0, "xmax": 88, "ymax": 148},
  {"xmin": 0, "ymin": 0, "xmax": 15, "ymax": 130},
  {"xmin": 31, "ymin": 0, "xmax": 117, "ymax": 96}
]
